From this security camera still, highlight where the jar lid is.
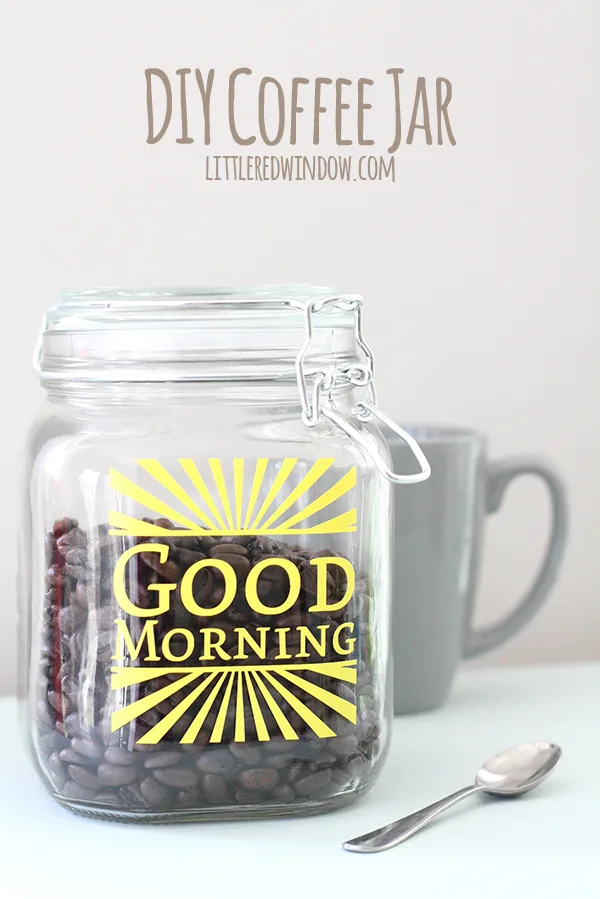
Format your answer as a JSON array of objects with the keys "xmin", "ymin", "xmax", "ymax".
[
  {"xmin": 35, "ymin": 286, "xmax": 432, "ymax": 487},
  {"xmin": 35, "ymin": 285, "xmax": 360, "ymax": 383}
]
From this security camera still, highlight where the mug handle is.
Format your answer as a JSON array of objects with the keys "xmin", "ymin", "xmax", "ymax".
[{"xmin": 463, "ymin": 456, "xmax": 568, "ymax": 659}]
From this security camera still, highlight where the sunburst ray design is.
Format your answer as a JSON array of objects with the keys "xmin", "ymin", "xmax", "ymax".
[
  {"xmin": 108, "ymin": 457, "xmax": 356, "ymax": 536},
  {"xmin": 110, "ymin": 661, "xmax": 357, "ymax": 744}
]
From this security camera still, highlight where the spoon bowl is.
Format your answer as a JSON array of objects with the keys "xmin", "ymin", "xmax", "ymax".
[{"xmin": 475, "ymin": 741, "xmax": 562, "ymax": 796}]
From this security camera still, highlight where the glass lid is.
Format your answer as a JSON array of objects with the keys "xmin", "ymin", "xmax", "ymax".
[{"xmin": 35, "ymin": 285, "xmax": 361, "ymax": 382}]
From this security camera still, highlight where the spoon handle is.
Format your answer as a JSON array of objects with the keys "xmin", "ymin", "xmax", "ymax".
[{"xmin": 343, "ymin": 784, "xmax": 485, "ymax": 853}]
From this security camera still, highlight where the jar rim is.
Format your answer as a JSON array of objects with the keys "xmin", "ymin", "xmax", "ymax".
[{"xmin": 56, "ymin": 284, "xmax": 337, "ymax": 311}]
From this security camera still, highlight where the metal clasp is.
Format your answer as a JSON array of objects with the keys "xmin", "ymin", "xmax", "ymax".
[{"xmin": 295, "ymin": 295, "xmax": 431, "ymax": 485}]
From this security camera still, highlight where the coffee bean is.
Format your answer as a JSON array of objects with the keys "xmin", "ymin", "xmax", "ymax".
[
  {"xmin": 154, "ymin": 517, "xmax": 175, "ymax": 530},
  {"xmin": 272, "ymin": 783, "xmax": 295, "ymax": 801},
  {"xmin": 263, "ymin": 738, "xmax": 299, "ymax": 754},
  {"xmin": 46, "ymin": 691, "xmax": 65, "ymax": 715},
  {"xmin": 176, "ymin": 787, "xmax": 202, "ymax": 808},
  {"xmin": 143, "ymin": 751, "xmax": 181, "ymax": 769},
  {"xmin": 229, "ymin": 744, "xmax": 262, "ymax": 766},
  {"xmin": 237, "ymin": 767, "xmax": 279, "ymax": 792},
  {"xmin": 195, "ymin": 749, "xmax": 237, "ymax": 775},
  {"xmin": 315, "ymin": 750, "xmax": 337, "ymax": 768},
  {"xmin": 62, "ymin": 780, "xmax": 97, "ymax": 801},
  {"xmin": 119, "ymin": 781, "xmax": 147, "ymax": 808},
  {"xmin": 140, "ymin": 776, "xmax": 171, "ymax": 806},
  {"xmin": 96, "ymin": 762, "xmax": 137, "ymax": 786},
  {"xmin": 52, "ymin": 517, "xmax": 78, "ymax": 538},
  {"xmin": 234, "ymin": 788, "xmax": 264, "ymax": 802},
  {"xmin": 45, "ymin": 566, "xmax": 66, "ymax": 587},
  {"xmin": 63, "ymin": 713, "xmax": 82, "ymax": 738},
  {"xmin": 294, "ymin": 769, "xmax": 332, "ymax": 796},
  {"xmin": 59, "ymin": 748, "xmax": 93, "ymax": 766},
  {"xmin": 202, "ymin": 773, "xmax": 228, "ymax": 803},
  {"xmin": 152, "ymin": 767, "xmax": 199, "ymax": 789},
  {"xmin": 68, "ymin": 765, "xmax": 103, "ymax": 789},
  {"xmin": 176, "ymin": 548, "xmax": 206, "ymax": 568},
  {"xmin": 104, "ymin": 746, "xmax": 137, "ymax": 766},
  {"xmin": 70, "ymin": 738, "xmax": 104, "ymax": 760},
  {"xmin": 328, "ymin": 735, "xmax": 359, "ymax": 759},
  {"xmin": 56, "ymin": 528, "xmax": 87, "ymax": 558},
  {"xmin": 266, "ymin": 753, "xmax": 294, "ymax": 770},
  {"xmin": 210, "ymin": 543, "xmax": 249, "ymax": 558},
  {"xmin": 141, "ymin": 551, "xmax": 181, "ymax": 581},
  {"xmin": 211, "ymin": 552, "xmax": 251, "ymax": 577}
]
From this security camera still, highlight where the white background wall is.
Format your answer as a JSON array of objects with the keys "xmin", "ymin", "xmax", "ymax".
[{"xmin": 0, "ymin": 0, "xmax": 598, "ymax": 693}]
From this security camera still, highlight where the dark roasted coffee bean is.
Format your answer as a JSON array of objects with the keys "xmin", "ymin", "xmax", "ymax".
[
  {"xmin": 167, "ymin": 713, "xmax": 196, "ymax": 739},
  {"xmin": 65, "ymin": 546, "xmax": 87, "ymax": 567},
  {"xmin": 62, "ymin": 780, "xmax": 97, "ymax": 801},
  {"xmin": 74, "ymin": 582, "xmax": 89, "ymax": 608},
  {"xmin": 252, "ymin": 537, "xmax": 280, "ymax": 556},
  {"xmin": 140, "ymin": 776, "xmax": 171, "ymax": 806},
  {"xmin": 294, "ymin": 769, "xmax": 332, "ymax": 796},
  {"xmin": 154, "ymin": 517, "xmax": 175, "ymax": 529},
  {"xmin": 124, "ymin": 781, "xmax": 147, "ymax": 807},
  {"xmin": 222, "ymin": 535, "xmax": 254, "ymax": 547},
  {"xmin": 70, "ymin": 737, "xmax": 104, "ymax": 760},
  {"xmin": 141, "ymin": 551, "xmax": 181, "ymax": 581},
  {"xmin": 153, "ymin": 767, "xmax": 199, "ymax": 789},
  {"xmin": 195, "ymin": 749, "xmax": 237, "ymax": 775},
  {"xmin": 59, "ymin": 748, "xmax": 94, "ymax": 766},
  {"xmin": 97, "ymin": 762, "xmax": 138, "ymax": 786},
  {"xmin": 328, "ymin": 735, "xmax": 358, "ymax": 759},
  {"xmin": 337, "ymin": 684, "xmax": 355, "ymax": 704},
  {"xmin": 52, "ymin": 518, "xmax": 78, "ymax": 538},
  {"xmin": 263, "ymin": 738, "xmax": 299, "ymax": 754},
  {"xmin": 237, "ymin": 767, "xmax": 279, "ymax": 792},
  {"xmin": 56, "ymin": 528, "xmax": 87, "ymax": 558},
  {"xmin": 176, "ymin": 548, "xmax": 206, "ymax": 568},
  {"xmin": 229, "ymin": 744, "xmax": 262, "ymax": 766},
  {"xmin": 176, "ymin": 786, "xmax": 202, "ymax": 808},
  {"xmin": 46, "ymin": 566, "xmax": 66, "ymax": 587},
  {"xmin": 201, "ymin": 773, "xmax": 228, "ymax": 803},
  {"xmin": 234, "ymin": 788, "xmax": 263, "ymax": 802},
  {"xmin": 46, "ymin": 691, "xmax": 66, "ymax": 715},
  {"xmin": 143, "ymin": 751, "xmax": 181, "ymax": 769},
  {"xmin": 266, "ymin": 753, "xmax": 294, "ymax": 770},
  {"xmin": 210, "ymin": 543, "xmax": 249, "ymax": 558},
  {"xmin": 300, "ymin": 562, "xmax": 335, "ymax": 598},
  {"xmin": 272, "ymin": 783, "xmax": 295, "ymax": 801},
  {"xmin": 196, "ymin": 535, "xmax": 218, "ymax": 553},
  {"xmin": 210, "ymin": 552, "xmax": 250, "ymax": 577},
  {"xmin": 316, "ymin": 750, "xmax": 337, "ymax": 768},
  {"xmin": 103, "ymin": 746, "xmax": 137, "ymax": 766},
  {"xmin": 68, "ymin": 765, "xmax": 103, "ymax": 789}
]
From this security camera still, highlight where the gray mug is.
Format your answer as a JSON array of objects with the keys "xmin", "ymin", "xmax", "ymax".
[{"xmin": 387, "ymin": 426, "xmax": 569, "ymax": 715}]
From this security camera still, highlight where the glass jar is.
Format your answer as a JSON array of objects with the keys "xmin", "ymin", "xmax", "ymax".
[{"xmin": 19, "ymin": 286, "xmax": 429, "ymax": 822}]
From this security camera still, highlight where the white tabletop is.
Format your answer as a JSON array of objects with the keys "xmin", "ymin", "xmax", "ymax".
[{"xmin": 1, "ymin": 664, "xmax": 598, "ymax": 898}]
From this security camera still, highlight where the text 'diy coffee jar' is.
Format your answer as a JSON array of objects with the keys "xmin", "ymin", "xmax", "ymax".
[{"xmin": 19, "ymin": 287, "xmax": 430, "ymax": 822}]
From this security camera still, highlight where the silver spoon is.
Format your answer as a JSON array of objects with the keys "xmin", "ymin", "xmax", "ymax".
[{"xmin": 343, "ymin": 741, "xmax": 562, "ymax": 853}]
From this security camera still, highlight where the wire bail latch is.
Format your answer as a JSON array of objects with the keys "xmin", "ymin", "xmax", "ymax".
[{"xmin": 295, "ymin": 295, "xmax": 431, "ymax": 485}]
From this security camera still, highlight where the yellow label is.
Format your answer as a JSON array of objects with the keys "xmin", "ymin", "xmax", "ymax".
[{"xmin": 108, "ymin": 457, "xmax": 359, "ymax": 744}]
